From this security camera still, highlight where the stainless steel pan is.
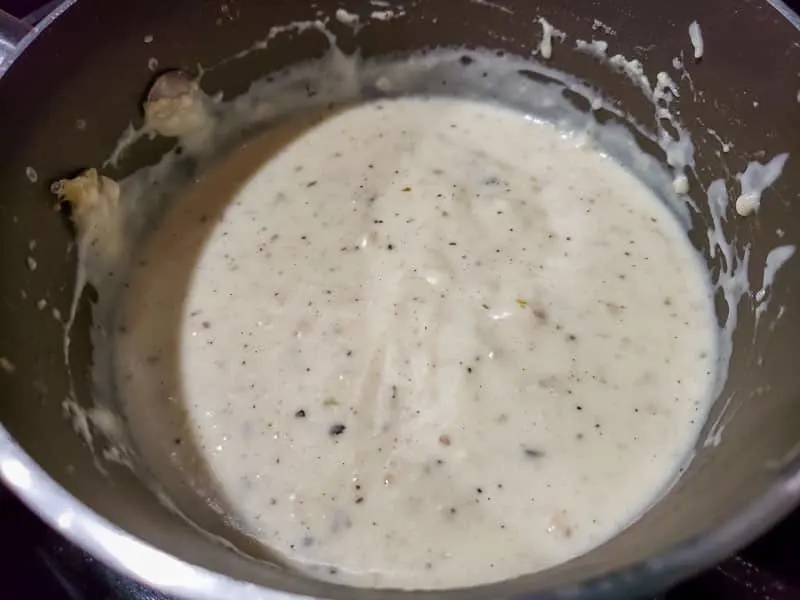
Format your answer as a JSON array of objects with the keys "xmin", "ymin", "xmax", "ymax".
[{"xmin": 1, "ymin": 1, "xmax": 800, "ymax": 598}]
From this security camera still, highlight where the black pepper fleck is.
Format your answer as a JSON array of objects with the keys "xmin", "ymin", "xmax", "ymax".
[
  {"xmin": 523, "ymin": 447, "xmax": 545, "ymax": 458},
  {"xmin": 329, "ymin": 423, "xmax": 346, "ymax": 436}
]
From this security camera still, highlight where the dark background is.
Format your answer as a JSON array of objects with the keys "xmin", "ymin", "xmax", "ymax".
[{"xmin": 0, "ymin": 1, "xmax": 798, "ymax": 599}]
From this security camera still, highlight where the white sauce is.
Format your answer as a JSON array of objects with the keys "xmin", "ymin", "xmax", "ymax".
[
  {"xmin": 571, "ymin": 37, "xmax": 694, "ymax": 197},
  {"xmin": 755, "ymin": 245, "xmax": 796, "ymax": 321},
  {"xmin": 537, "ymin": 18, "xmax": 562, "ymax": 59},
  {"xmin": 575, "ymin": 39, "xmax": 609, "ymax": 59},
  {"xmin": 335, "ymin": 8, "xmax": 360, "ymax": 27},
  {"xmin": 703, "ymin": 178, "xmax": 751, "ymax": 399},
  {"xmin": 370, "ymin": 9, "xmax": 404, "ymax": 21},
  {"xmin": 609, "ymin": 54, "xmax": 651, "ymax": 93},
  {"xmin": 115, "ymin": 97, "xmax": 717, "ymax": 588},
  {"xmin": 688, "ymin": 21, "xmax": 704, "ymax": 59},
  {"xmin": 672, "ymin": 174, "xmax": 689, "ymax": 195},
  {"xmin": 735, "ymin": 153, "xmax": 789, "ymax": 216},
  {"xmin": 591, "ymin": 19, "xmax": 616, "ymax": 36},
  {"xmin": 706, "ymin": 128, "xmax": 731, "ymax": 154}
]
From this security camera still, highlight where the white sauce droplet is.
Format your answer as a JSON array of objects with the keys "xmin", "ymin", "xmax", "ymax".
[
  {"xmin": 688, "ymin": 21, "xmax": 704, "ymax": 59},
  {"xmin": 735, "ymin": 153, "xmax": 789, "ymax": 216},
  {"xmin": 591, "ymin": 19, "xmax": 616, "ymax": 36},
  {"xmin": 537, "ymin": 17, "xmax": 562, "ymax": 59},
  {"xmin": 755, "ymin": 245, "xmax": 796, "ymax": 322},
  {"xmin": 706, "ymin": 128, "xmax": 731, "ymax": 153},
  {"xmin": 575, "ymin": 39, "xmax": 608, "ymax": 59},
  {"xmin": 672, "ymin": 174, "xmax": 689, "ymax": 195},
  {"xmin": 370, "ymin": 9, "xmax": 404, "ymax": 20},
  {"xmin": 335, "ymin": 8, "xmax": 360, "ymax": 27}
]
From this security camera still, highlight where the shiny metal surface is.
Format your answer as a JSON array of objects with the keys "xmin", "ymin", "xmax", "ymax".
[
  {"xmin": 0, "ymin": 9, "xmax": 29, "ymax": 69},
  {"xmin": 0, "ymin": 1, "xmax": 71, "ymax": 73},
  {"xmin": 0, "ymin": 1, "xmax": 799, "ymax": 599}
]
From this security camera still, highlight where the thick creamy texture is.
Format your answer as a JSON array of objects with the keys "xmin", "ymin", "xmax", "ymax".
[{"xmin": 115, "ymin": 96, "xmax": 717, "ymax": 588}]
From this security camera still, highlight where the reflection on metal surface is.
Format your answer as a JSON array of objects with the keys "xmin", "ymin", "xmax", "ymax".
[
  {"xmin": 0, "ymin": 457, "xmax": 32, "ymax": 490},
  {"xmin": 0, "ymin": 8, "xmax": 29, "ymax": 68},
  {"xmin": 768, "ymin": 0, "xmax": 800, "ymax": 29}
]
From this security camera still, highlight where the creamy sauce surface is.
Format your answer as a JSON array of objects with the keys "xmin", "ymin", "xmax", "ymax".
[{"xmin": 115, "ymin": 96, "xmax": 717, "ymax": 588}]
